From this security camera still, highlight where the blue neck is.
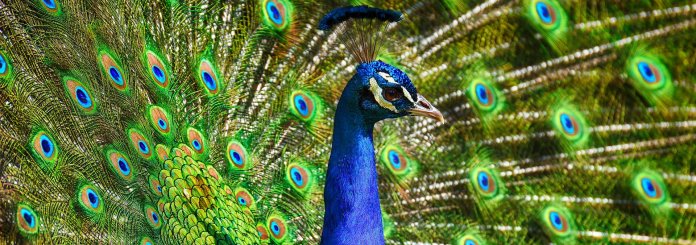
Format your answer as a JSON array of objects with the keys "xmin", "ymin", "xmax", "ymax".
[{"xmin": 321, "ymin": 76, "xmax": 384, "ymax": 244}]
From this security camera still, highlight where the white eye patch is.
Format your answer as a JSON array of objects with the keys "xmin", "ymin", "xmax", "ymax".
[
  {"xmin": 377, "ymin": 72, "xmax": 415, "ymax": 103},
  {"xmin": 369, "ymin": 78, "xmax": 398, "ymax": 112},
  {"xmin": 378, "ymin": 72, "xmax": 398, "ymax": 84}
]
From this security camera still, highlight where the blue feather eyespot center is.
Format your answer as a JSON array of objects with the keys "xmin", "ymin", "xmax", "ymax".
[
  {"xmin": 641, "ymin": 177, "xmax": 657, "ymax": 197},
  {"xmin": 388, "ymin": 150, "xmax": 401, "ymax": 169},
  {"xmin": 271, "ymin": 6, "xmax": 280, "ymax": 20},
  {"xmin": 109, "ymin": 67, "xmax": 123, "ymax": 85},
  {"xmin": 43, "ymin": 0, "xmax": 56, "ymax": 9},
  {"xmin": 232, "ymin": 152, "xmax": 241, "ymax": 162},
  {"xmin": 560, "ymin": 113, "xmax": 577, "ymax": 135},
  {"xmin": 271, "ymin": 222, "xmax": 280, "ymax": 234},
  {"xmin": 238, "ymin": 197, "xmax": 247, "ymax": 205},
  {"xmin": 138, "ymin": 141, "xmax": 149, "ymax": 153},
  {"xmin": 535, "ymin": 2, "xmax": 554, "ymax": 24},
  {"xmin": 0, "ymin": 55, "xmax": 6, "ymax": 73},
  {"xmin": 157, "ymin": 119, "xmax": 167, "ymax": 130},
  {"xmin": 21, "ymin": 209, "xmax": 35, "ymax": 228},
  {"xmin": 75, "ymin": 87, "xmax": 88, "ymax": 103},
  {"xmin": 477, "ymin": 172, "xmax": 490, "ymax": 191},
  {"xmin": 637, "ymin": 62, "xmax": 657, "ymax": 83},
  {"xmin": 117, "ymin": 158, "xmax": 130, "ymax": 174},
  {"xmin": 549, "ymin": 211, "xmax": 565, "ymax": 231},
  {"xmin": 86, "ymin": 189, "xmax": 99, "ymax": 208},
  {"xmin": 266, "ymin": 2, "xmax": 283, "ymax": 25},
  {"xmin": 290, "ymin": 168, "xmax": 304, "ymax": 186},
  {"xmin": 39, "ymin": 135, "xmax": 54, "ymax": 157},
  {"xmin": 229, "ymin": 149, "xmax": 244, "ymax": 166},
  {"xmin": 156, "ymin": 185, "xmax": 162, "ymax": 192},
  {"xmin": 192, "ymin": 140, "xmax": 201, "ymax": 150},
  {"xmin": 474, "ymin": 83, "xmax": 492, "ymax": 105},
  {"xmin": 201, "ymin": 71, "xmax": 217, "ymax": 90},
  {"xmin": 151, "ymin": 212, "xmax": 158, "ymax": 223},
  {"xmin": 293, "ymin": 95, "xmax": 310, "ymax": 116},
  {"xmin": 465, "ymin": 240, "xmax": 476, "ymax": 245},
  {"xmin": 152, "ymin": 65, "xmax": 165, "ymax": 83},
  {"xmin": 74, "ymin": 86, "xmax": 92, "ymax": 108}
]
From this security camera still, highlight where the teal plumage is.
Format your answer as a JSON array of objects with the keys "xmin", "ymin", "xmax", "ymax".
[{"xmin": 0, "ymin": 0, "xmax": 695, "ymax": 244}]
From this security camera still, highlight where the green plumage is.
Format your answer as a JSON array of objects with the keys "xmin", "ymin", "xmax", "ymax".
[{"xmin": 0, "ymin": 0, "xmax": 695, "ymax": 244}]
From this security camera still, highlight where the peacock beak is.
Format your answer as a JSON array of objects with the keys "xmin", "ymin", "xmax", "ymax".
[{"xmin": 408, "ymin": 94, "xmax": 445, "ymax": 123}]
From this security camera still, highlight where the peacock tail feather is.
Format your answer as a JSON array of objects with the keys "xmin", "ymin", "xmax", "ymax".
[{"xmin": 0, "ymin": 0, "xmax": 695, "ymax": 244}]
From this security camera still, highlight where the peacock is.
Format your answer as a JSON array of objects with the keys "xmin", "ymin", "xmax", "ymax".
[{"xmin": 0, "ymin": 0, "xmax": 695, "ymax": 244}]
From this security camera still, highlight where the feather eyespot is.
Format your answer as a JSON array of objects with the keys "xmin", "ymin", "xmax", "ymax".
[
  {"xmin": 31, "ymin": 131, "xmax": 58, "ymax": 167},
  {"xmin": 267, "ymin": 1, "xmax": 283, "ymax": 24},
  {"xmin": 262, "ymin": 0, "xmax": 291, "ymax": 31},
  {"xmin": 468, "ymin": 79, "xmax": 501, "ymax": 113},
  {"xmin": 78, "ymin": 184, "xmax": 104, "ymax": 214},
  {"xmin": 198, "ymin": 59, "xmax": 219, "ymax": 95},
  {"xmin": 0, "ymin": 53, "xmax": 10, "ymax": 77},
  {"xmin": 641, "ymin": 177, "xmax": 660, "ymax": 198},
  {"xmin": 289, "ymin": 90, "xmax": 320, "ymax": 122},
  {"xmin": 149, "ymin": 176, "xmax": 162, "ymax": 196},
  {"xmin": 42, "ymin": 0, "xmax": 56, "ymax": 9},
  {"xmin": 548, "ymin": 211, "xmax": 568, "ymax": 232},
  {"xmin": 140, "ymin": 237, "xmax": 154, "ymax": 245},
  {"xmin": 145, "ymin": 206, "xmax": 161, "ymax": 229},
  {"xmin": 388, "ymin": 150, "xmax": 406, "ymax": 171},
  {"xmin": 632, "ymin": 170, "xmax": 669, "ymax": 208},
  {"xmin": 99, "ymin": 51, "xmax": 127, "ymax": 91},
  {"xmin": 294, "ymin": 95, "xmax": 310, "ymax": 116},
  {"xmin": 235, "ymin": 188, "xmax": 254, "ymax": 207},
  {"xmin": 37, "ymin": 134, "xmax": 55, "ymax": 158},
  {"xmin": 187, "ymin": 128, "xmax": 206, "ymax": 154},
  {"xmin": 381, "ymin": 145, "xmax": 414, "ymax": 179},
  {"xmin": 540, "ymin": 205, "xmax": 574, "ymax": 240},
  {"xmin": 128, "ymin": 129, "xmax": 152, "ymax": 159},
  {"xmin": 16, "ymin": 204, "xmax": 39, "ymax": 235},
  {"xmin": 287, "ymin": 164, "xmax": 309, "ymax": 190},
  {"xmin": 227, "ymin": 141, "xmax": 249, "ymax": 169},
  {"xmin": 257, "ymin": 224, "xmax": 270, "ymax": 240},
  {"xmin": 106, "ymin": 149, "xmax": 134, "ymax": 181},
  {"xmin": 39, "ymin": 0, "xmax": 61, "ymax": 15},
  {"xmin": 637, "ymin": 61, "xmax": 661, "ymax": 84},
  {"xmin": 559, "ymin": 113, "xmax": 579, "ymax": 136},
  {"xmin": 535, "ymin": 1, "xmax": 557, "ymax": 25},
  {"xmin": 145, "ymin": 51, "xmax": 169, "ymax": 87},
  {"xmin": 469, "ymin": 167, "xmax": 505, "ymax": 201},
  {"xmin": 64, "ymin": 78, "xmax": 96, "ymax": 113},
  {"xmin": 382, "ymin": 87, "xmax": 403, "ymax": 102},
  {"xmin": 627, "ymin": 54, "xmax": 671, "ymax": 95},
  {"xmin": 637, "ymin": 174, "xmax": 666, "ymax": 202},
  {"xmin": 148, "ymin": 106, "xmax": 172, "ymax": 135},
  {"xmin": 552, "ymin": 107, "xmax": 588, "ymax": 145},
  {"xmin": 477, "ymin": 171, "xmax": 493, "ymax": 193},
  {"xmin": 267, "ymin": 216, "xmax": 287, "ymax": 241},
  {"xmin": 474, "ymin": 83, "xmax": 493, "ymax": 106},
  {"xmin": 471, "ymin": 168, "xmax": 501, "ymax": 199}
]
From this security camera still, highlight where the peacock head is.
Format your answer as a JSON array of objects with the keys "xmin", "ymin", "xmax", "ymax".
[{"xmin": 353, "ymin": 60, "xmax": 444, "ymax": 123}]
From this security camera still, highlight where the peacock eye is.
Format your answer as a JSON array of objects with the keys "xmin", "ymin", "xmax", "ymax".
[{"xmin": 382, "ymin": 87, "xmax": 403, "ymax": 102}]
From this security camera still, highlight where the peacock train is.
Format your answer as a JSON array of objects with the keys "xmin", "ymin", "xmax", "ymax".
[{"xmin": 0, "ymin": 0, "xmax": 695, "ymax": 244}]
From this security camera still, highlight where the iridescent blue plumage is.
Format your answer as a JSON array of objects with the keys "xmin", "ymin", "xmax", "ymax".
[
  {"xmin": 322, "ymin": 59, "xmax": 442, "ymax": 243},
  {"xmin": 318, "ymin": 6, "xmax": 402, "ymax": 31}
]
